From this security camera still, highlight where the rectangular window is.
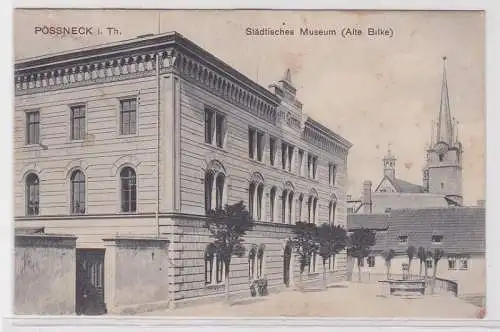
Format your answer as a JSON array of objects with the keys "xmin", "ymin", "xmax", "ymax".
[
  {"xmin": 205, "ymin": 108, "xmax": 226, "ymax": 148},
  {"xmin": 426, "ymin": 258, "xmax": 433, "ymax": 269},
  {"xmin": 448, "ymin": 257, "xmax": 456, "ymax": 270},
  {"xmin": 205, "ymin": 109, "xmax": 214, "ymax": 144},
  {"xmin": 307, "ymin": 155, "xmax": 312, "ymax": 177},
  {"xmin": 70, "ymin": 105, "xmax": 86, "ymax": 140},
  {"xmin": 298, "ymin": 149, "xmax": 304, "ymax": 176},
  {"xmin": 329, "ymin": 163, "xmax": 337, "ymax": 186},
  {"xmin": 287, "ymin": 145, "xmax": 294, "ymax": 172},
  {"xmin": 269, "ymin": 137, "xmax": 276, "ymax": 166},
  {"xmin": 256, "ymin": 131, "xmax": 264, "ymax": 162},
  {"xmin": 248, "ymin": 128, "xmax": 255, "ymax": 159},
  {"xmin": 26, "ymin": 111, "xmax": 40, "ymax": 145},
  {"xmin": 120, "ymin": 98, "xmax": 137, "ymax": 136},
  {"xmin": 398, "ymin": 235, "xmax": 408, "ymax": 245},
  {"xmin": 367, "ymin": 256, "xmax": 375, "ymax": 268},
  {"xmin": 432, "ymin": 235, "xmax": 443, "ymax": 244},
  {"xmin": 281, "ymin": 142, "xmax": 287, "ymax": 170},
  {"xmin": 459, "ymin": 257, "xmax": 469, "ymax": 270},
  {"xmin": 312, "ymin": 156, "xmax": 318, "ymax": 179}
]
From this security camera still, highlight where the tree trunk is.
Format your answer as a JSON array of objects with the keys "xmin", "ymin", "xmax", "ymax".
[
  {"xmin": 357, "ymin": 258, "xmax": 362, "ymax": 282},
  {"xmin": 432, "ymin": 262, "xmax": 437, "ymax": 294},
  {"xmin": 419, "ymin": 261, "xmax": 422, "ymax": 277},
  {"xmin": 322, "ymin": 259, "xmax": 327, "ymax": 289},
  {"xmin": 386, "ymin": 264, "xmax": 389, "ymax": 280},
  {"xmin": 225, "ymin": 269, "xmax": 230, "ymax": 302},
  {"xmin": 299, "ymin": 271, "xmax": 304, "ymax": 291},
  {"xmin": 408, "ymin": 259, "xmax": 412, "ymax": 279},
  {"xmin": 424, "ymin": 263, "xmax": 428, "ymax": 294}
]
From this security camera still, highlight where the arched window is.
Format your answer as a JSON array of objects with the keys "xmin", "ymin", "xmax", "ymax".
[
  {"xmin": 307, "ymin": 196, "xmax": 313, "ymax": 223},
  {"xmin": 281, "ymin": 190, "xmax": 287, "ymax": 223},
  {"xmin": 256, "ymin": 184, "xmax": 264, "ymax": 221},
  {"xmin": 298, "ymin": 194, "xmax": 304, "ymax": 222},
  {"xmin": 215, "ymin": 174, "xmax": 225, "ymax": 210},
  {"xmin": 281, "ymin": 187, "xmax": 295, "ymax": 224},
  {"xmin": 270, "ymin": 187, "xmax": 277, "ymax": 222},
  {"xmin": 249, "ymin": 182, "xmax": 256, "ymax": 218},
  {"xmin": 204, "ymin": 161, "xmax": 227, "ymax": 214},
  {"xmin": 70, "ymin": 170, "xmax": 86, "ymax": 215},
  {"xmin": 248, "ymin": 246, "xmax": 257, "ymax": 279},
  {"xmin": 120, "ymin": 167, "xmax": 137, "ymax": 213},
  {"xmin": 313, "ymin": 198, "xmax": 318, "ymax": 224},
  {"xmin": 205, "ymin": 244, "xmax": 225, "ymax": 284},
  {"xmin": 257, "ymin": 245, "xmax": 265, "ymax": 278},
  {"xmin": 308, "ymin": 252, "xmax": 317, "ymax": 273},
  {"xmin": 329, "ymin": 200, "xmax": 337, "ymax": 224},
  {"xmin": 205, "ymin": 171, "xmax": 214, "ymax": 213},
  {"xmin": 25, "ymin": 173, "xmax": 39, "ymax": 216}
]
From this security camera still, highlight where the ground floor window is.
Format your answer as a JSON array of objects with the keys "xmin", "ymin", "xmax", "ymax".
[
  {"xmin": 459, "ymin": 257, "xmax": 469, "ymax": 270},
  {"xmin": 205, "ymin": 245, "xmax": 225, "ymax": 285},
  {"xmin": 448, "ymin": 257, "xmax": 457, "ymax": 270},
  {"xmin": 426, "ymin": 258, "xmax": 433, "ymax": 269},
  {"xmin": 367, "ymin": 256, "xmax": 375, "ymax": 268}
]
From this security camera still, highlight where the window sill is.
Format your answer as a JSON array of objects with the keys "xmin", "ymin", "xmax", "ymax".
[
  {"xmin": 22, "ymin": 144, "xmax": 43, "ymax": 151},
  {"xmin": 117, "ymin": 133, "xmax": 139, "ymax": 139},
  {"xmin": 205, "ymin": 283, "xmax": 225, "ymax": 291},
  {"xmin": 203, "ymin": 142, "xmax": 227, "ymax": 153}
]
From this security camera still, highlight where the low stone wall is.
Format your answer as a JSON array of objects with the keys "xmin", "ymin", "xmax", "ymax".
[
  {"xmin": 103, "ymin": 237, "xmax": 170, "ymax": 314},
  {"xmin": 14, "ymin": 234, "xmax": 77, "ymax": 315}
]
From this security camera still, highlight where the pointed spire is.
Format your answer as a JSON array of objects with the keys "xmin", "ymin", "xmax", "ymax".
[
  {"xmin": 283, "ymin": 68, "xmax": 292, "ymax": 83},
  {"xmin": 436, "ymin": 56, "xmax": 453, "ymax": 145}
]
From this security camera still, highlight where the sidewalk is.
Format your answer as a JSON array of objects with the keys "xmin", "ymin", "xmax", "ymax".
[{"xmin": 141, "ymin": 282, "xmax": 481, "ymax": 318}]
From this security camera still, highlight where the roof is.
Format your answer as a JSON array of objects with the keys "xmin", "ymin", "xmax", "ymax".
[
  {"xmin": 347, "ymin": 214, "xmax": 389, "ymax": 230},
  {"xmin": 347, "ymin": 207, "xmax": 485, "ymax": 255},
  {"xmin": 392, "ymin": 178, "xmax": 426, "ymax": 193},
  {"xmin": 375, "ymin": 175, "xmax": 425, "ymax": 193}
]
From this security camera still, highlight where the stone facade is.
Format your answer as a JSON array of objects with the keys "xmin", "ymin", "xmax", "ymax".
[
  {"xmin": 14, "ymin": 234, "xmax": 77, "ymax": 315},
  {"xmin": 14, "ymin": 32, "xmax": 352, "ymax": 312}
]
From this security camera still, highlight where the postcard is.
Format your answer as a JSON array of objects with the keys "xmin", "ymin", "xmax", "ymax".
[{"xmin": 12, "ymin": 8, "xmax": 485, "ymax": 319}]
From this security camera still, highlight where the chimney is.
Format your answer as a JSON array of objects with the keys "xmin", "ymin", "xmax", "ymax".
[
  {"xmin": 477, "ymin": 200, "xmax": 485, "ymax": 208},
  {"xmin": 362, "ymin": 180, "xmax": 372, "ymax": 214}
]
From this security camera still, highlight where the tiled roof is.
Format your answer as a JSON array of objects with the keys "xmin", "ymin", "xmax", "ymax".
[
  {"xmin": 347, "ymin": 207, "xmax": 485, "ymax": 255},
  {"xmin": 347, "ymin": 214, "xmax": 389, "ymax": 230},
  {"xmin": 392, "ymin": 178, "xmax": 426, "ymax": 193}
]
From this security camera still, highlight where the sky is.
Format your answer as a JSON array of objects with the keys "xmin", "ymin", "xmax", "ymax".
[{"xmin": 14, "ymin": 9, "xmax": 486, "ymax": 205}]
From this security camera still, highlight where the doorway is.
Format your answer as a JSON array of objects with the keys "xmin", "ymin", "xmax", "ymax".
[{"xmin": 75, "ymin": 249, "xmax": 107, "ymax": 315}]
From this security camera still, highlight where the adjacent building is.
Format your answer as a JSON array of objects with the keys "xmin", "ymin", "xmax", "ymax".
[
  {"xmin": 14, "ymin": 32, "xmax": 352, "ymax": 314},
  {"xmin": 348, "ymin": 58, "xmax": 465, "ymax": 214}
]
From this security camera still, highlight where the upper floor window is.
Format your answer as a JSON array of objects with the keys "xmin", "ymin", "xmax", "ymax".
[
  {"xmin": 120, "ymin": 167, "xmax": 137, "ymax": 213},
  {"xmin": 269, "ymin": 186, "xmax": 277, "ymax": 222},
  {"xmin": 329, "ymin": 163, "xmax": 337, "ymax": 186},
  {"xmin": 26, "ymin": 111, "xmax": 40, "ymax": 145},
  {"xmin": 448, "ymin": 257, "xmax": 456, "ymax": 270},
  {"xmin": 398, "ymin": 235, "xmax": 408, "ymax": 245},
  {"xmin": 249, "ymin": 180, "xmax": 264, "ymax": 221},
  {"xmin": 269, "ymin": 137, "xmax": 276, "ymax": 166},
  {"xmin": 307, "ymin": 154, "xmax": 318, "ymax": 179},
  {"xmin": 248, "ymin": 127, "xmax": 264, "ymax": 162},
  {"xmin": 70, "ymin": 170, "xmax": 86, "ymax": 215},
  {"xmin": 70, "ymin": 104, "xmax": 86, "ymax": 140},
  {"xmin": 119, "ymin": 98, "xmax": 137, "ymax": 136},
  {"xmin": 281, "ymin": 189, "xmax": 294, "ymax": 224},
  {"xmin": 432, "ymin": 235, "xmax": 443, "ymax": 244},
  {"xmin": 25, "ymin": 173, "xmax": 39, "ymax": 216},
  {"xmin": 297, "ymin": 149, "xmax": 304, "ymax": 176},
  {"xmin": 459, "ymin": 257, "xmax": 469, "ymax": 270},
  {"xmin": 328, "ymin": 200, "xmax": 337, "ymax": 224},
  {"xmin": 281, "ymin": 142, "xmax": 294, "ymax": 172},
  {"xmin": 205, "ymin": 108, "xmax": 226, "ymax": 148},
  {"xmin": 307, "ymin": 194, "xmax": 318, "ymax": 224},
  {"xmin": 205, "ymin": 162, "xmax": 226, "ymax": 214}
]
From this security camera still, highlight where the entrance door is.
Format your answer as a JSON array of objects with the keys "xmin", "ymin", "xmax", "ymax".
[
  {"xmin": 283, "ymin": 242, "xmax": 292, "ymax": 287},
  {"xmin": 76, "ymin": 249, "xmax": 107, "ymax": 315}
]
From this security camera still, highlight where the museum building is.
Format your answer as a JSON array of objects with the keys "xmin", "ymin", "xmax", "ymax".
[{"xmin": 14, "ymin": 32, "xmax": 352, "ymax": 314}]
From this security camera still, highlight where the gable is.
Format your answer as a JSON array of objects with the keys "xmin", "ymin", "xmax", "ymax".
[{"xmin": 375, "ymin": 177, "xmax": 398, "ymax": 193}]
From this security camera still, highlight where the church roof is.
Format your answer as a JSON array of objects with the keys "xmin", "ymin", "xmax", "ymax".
[
  {"xmin": 347, "ymin": 207, "xmax": 485, "ymax": 255},
  {"xmin": 375, "ymin": 175, "xmax": 426, "ymax": 193}
]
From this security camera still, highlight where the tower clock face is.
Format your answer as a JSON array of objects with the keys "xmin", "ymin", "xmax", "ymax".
[{"xmin": 436, "ymin": 142, "xmax": 449, "ymax": 155}]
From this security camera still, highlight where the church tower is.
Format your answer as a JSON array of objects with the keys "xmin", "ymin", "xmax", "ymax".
[
  {"xmin": 383, "ymin": 145, "xmax": 396, "ymax": 180},
  {"xmin": 424, "ymin": 57, "xmax": 463, "ymax": 205}
]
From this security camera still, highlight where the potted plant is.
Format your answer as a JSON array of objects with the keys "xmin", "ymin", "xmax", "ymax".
[
  {"xmin": 256, "ymin": 278, "xmax": 268, "ymax": 296},
  {"xmin": 249, "ymin": 279, "xmax": 257, "ymax": 297}
]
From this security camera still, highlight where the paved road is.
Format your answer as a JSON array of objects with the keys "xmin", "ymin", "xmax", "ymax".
[{"xmin": 142, "ymin": 282, "xmax": 482, "ymax": 318}]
